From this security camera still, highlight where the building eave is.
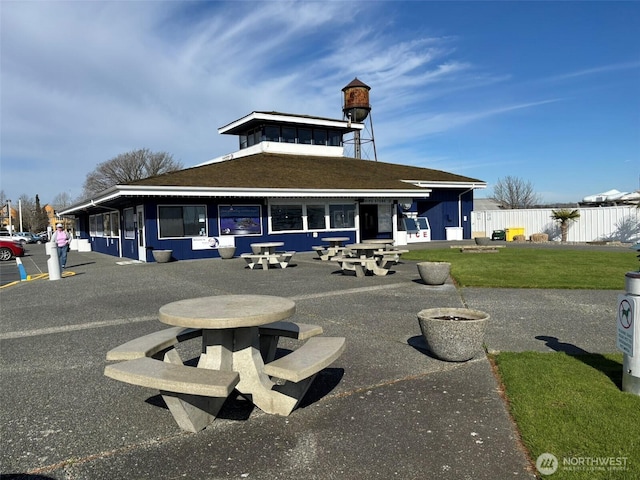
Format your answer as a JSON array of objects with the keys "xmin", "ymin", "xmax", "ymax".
[
  {"xmin": 60, "ymin": 185, "xmax": 438, "ymax": 215},
  {"xmin": 218, "ymin": 111, "xmax": 364, "ymax": 135}
]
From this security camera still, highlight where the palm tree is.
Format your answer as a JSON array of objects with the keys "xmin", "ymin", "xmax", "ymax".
[{"xmin": 551, "ymin": 209, "xmax": 580, "ymax": 242}]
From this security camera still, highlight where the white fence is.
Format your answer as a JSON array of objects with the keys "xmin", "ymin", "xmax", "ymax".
[{"xmin": 471, "ymin": 206, "xmax": 639, "ymax": 243}]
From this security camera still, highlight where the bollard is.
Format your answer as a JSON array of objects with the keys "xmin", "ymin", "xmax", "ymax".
[
  {"xmin": 618, "ymin": 272, "xmax": 640, "ymax": 395},
  {"xmin": 47, "ymin": 243, "xmax": 61, "ymax": 281},
  {"xmin": 16, "ymin": 258, "xmax": 28, "ymax": 281}
]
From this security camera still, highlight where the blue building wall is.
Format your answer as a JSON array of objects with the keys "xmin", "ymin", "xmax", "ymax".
[
  {"xmin": 416, "ymin": 189, "xmax": 474, "ymax": 240},
  {"xmin": 78, "ymin": 192, "xmax": 471, "ymax": 260}
]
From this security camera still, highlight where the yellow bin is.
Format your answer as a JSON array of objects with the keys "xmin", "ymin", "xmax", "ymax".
[{"xmin": 505, "ymin": 227, "xmax": 525, "ymax": 241}]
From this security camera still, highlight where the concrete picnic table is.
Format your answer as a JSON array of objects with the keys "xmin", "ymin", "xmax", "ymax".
[
  {"xmin": 330, "ymin": 243, "xmax": 397, "ymax": 277},
  {"xmin": 158, "ymin": 294, "xmax": 344, "ymax": 417},
  {"xmin": 313, "ymin": 237, "xmax": 351, "ymax": 261},
  {"xmin": 242, "ymin": 242, "xmax": 294, "ymax": 270},
  {"xmin": 105, "ymin": 294, "xmax": 345, "ymax": 432}
]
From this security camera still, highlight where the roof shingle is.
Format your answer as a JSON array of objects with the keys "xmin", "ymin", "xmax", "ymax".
[{"xmin": 130, "ymin": 153, "xmax": 483, "ymax": 190}]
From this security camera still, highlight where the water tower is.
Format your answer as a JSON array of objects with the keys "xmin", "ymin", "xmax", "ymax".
[{"xmin": 342, "ymin": 78, "xmax": 377, "ymax": 161}]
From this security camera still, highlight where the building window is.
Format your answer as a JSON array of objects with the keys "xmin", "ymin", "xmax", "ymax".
[
  {"xmin": 111, "ymin": 212, "xmax": 120, "ymax": 236},
  {"xmin": 95, "ymin": 214, "xmax": 104, "ymax": 237},
  {"xmin": 267, "ymin": 201, "xmax": 356, "ymax": 233},
  {"xmin": 329, "ymin": 204, "xmax": 355, "ymax": 228},
  {"xmin": 313, "ymin": 129, "xmax": 327, "ymax": 146},
  {"xmin": 158, "ymin": 205, "xmax": 206, "ymax": 238},
  {"xmin": 298, "ymin": 128, "xmax": 312, "ymax": 145},
  {"xmin": 239, "ymin": 134, "xmax": 248, "ymax": 150},
  {"xmin": 328, "ymin": 130, "xmax": 342, "ymax": 146},
  {"xmin": 102, "ymin": 213, "xmax": 110, "ymax": 237},
  {"xmin": 89, "ymin": 215, "xmax": 97, "ymax": 237},
  {"xmin": 124, "ymin": 208, "xmax": 135, "ymax": 239},
  {"xmin": 271, "ymin": 204, "xmax": 303, "ymax": 231},
  {"xmin": 307, "ymin": 205, "xmax": 326, "ymax": 230},
  {"xmin": 282, "ymin": 127, "xmax": 296, "ymax": 143},
  {"xmin": 264, "ymin": 125, "xmax": 280, "ymax": 142}
]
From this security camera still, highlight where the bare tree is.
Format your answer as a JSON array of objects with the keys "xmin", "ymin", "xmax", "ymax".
[
  {"xmin": 52, "ymin": 192, "xmax": 73, "ymax": 211},
  {"xmin": 82, "ymin": 148, "xmax": 183, "ymax": 198},
  {"xmin": 491, "ymin": 176, "xmax": 541, "ymax": 209}
]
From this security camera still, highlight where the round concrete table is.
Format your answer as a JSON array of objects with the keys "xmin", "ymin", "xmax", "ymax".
[
  {"xmin": 250, "ymin": 242, "xmax": 284, "ymax": 255},
  {"xmin": 321, "ymin": 237, "xmax": 350, "ymax": 248},
  {"xmin": 346, "ymin": 243, "xmax": 382, "ymax": 258},
  {"xmin": 159, "ymin": 294, "xmax": 295, "ymax": 329},
  {"xmin": 159, "ymin": 295, "xmax": 297, "ymax": 415}
]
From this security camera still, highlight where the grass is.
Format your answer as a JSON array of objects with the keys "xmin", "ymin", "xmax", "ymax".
[
  {"xmin": 402, "ymin": 247, "xmax": 637, "ymax": 289},
  {"xmin": 406, "ymin": 246, "xmax": 639, "ymax": 477},
  {"xmin": 490, "ymin": 352, "xmax": 640, "ymax": 479}
]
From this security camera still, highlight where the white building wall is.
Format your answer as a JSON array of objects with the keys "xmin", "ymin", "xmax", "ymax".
[{"xmin": 471, "ymin": 206, "xmax": 639, "ymax": 243}]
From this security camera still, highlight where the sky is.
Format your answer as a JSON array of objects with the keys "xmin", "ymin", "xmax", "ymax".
[{"xmin": 1, "ymin": 0, "xmax": 639, "ymax": 207}]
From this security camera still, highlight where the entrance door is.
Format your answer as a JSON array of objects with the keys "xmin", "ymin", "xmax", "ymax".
[
  {"xmin": 359, "ymin": 204, "xmax": 378, "ymax": 240},
  {"xmin": 136, "ymin": 205, "xmax": 146, "ymax": 262}
]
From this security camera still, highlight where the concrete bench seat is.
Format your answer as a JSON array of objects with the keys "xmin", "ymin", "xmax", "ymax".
[
  {"xmin": 105, "ymin": 357, "xmax": 239, "ymax": 397},
  {"xmin": 331, "ymin": 256, "xmax": 391, "ymax": 277},
  {"xmin": 263, "ymin": 336, "xmax": 346, "ymax": 383},
  {"xmin": 455, "ymin": 245, "xmax": 504, "ymax": 253},
  {"xmin": 106, "ymin": 327, "xmax": 202, "ymax": 361},
  {"xmin": 259, "ymin": 321, "xmax": 324, "ymax": 363},
  {"xmin": 330, "ymin": 256, "xmax": 366, "ymax": 276},
  {"xmin": 241, "ymin": 251, "xmax": 295, "ymax": 269},
  {"xmin": 312, "ymin": 246, "xmax": 344, "ymax": 261},
  {"xmin": 259, "ymin": 321, "xmax": 323, "ymax": 340},
  {"xmin": 105, "ymin": 357, "xmax": 240, "ymax": 432},
  {"xmin": 375, "ymin": 249, "xmax": 409, "ymax": 266}
]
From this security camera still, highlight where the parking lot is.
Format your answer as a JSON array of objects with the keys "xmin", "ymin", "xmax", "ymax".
[{"xmin": 0, "ymin": 243, "xmax": 51, "ymax": 287}]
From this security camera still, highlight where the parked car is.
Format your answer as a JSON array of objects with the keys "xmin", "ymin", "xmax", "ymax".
[
  {"xmin": 0, "ymin": 231, "xmax": 26, "ymax": 246},
  {"xmin": 0, "ymin": 239, "xmax": 25, "ymax": 261},
  {"xmin": 14, "ymin": 232, "xmax": 44, "ymax": 244}
]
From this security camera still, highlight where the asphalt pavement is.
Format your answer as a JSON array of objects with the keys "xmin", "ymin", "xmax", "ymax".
[{"xmin": 0, "ymin": 242, "xmax": 627, "ymax": 479}]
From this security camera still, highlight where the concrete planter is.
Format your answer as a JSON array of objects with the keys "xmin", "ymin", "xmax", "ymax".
[
  {"xmin": 152, "ymin": 249, "xmax": 173, "ymax": 263},
  {"xmin": 218, "ymin": 246, "xmax": 236, "ymax": 259},
  {"xmin": 416, "ymin": 261, "xmax": 451, "ymax": 285},
  {"xmin": 474, "ymin": 236, "xmax": 491, "ymax": 246},
  {"xmin": 417, "ymin": 308, "xmax": 489, "ymax": 362}
]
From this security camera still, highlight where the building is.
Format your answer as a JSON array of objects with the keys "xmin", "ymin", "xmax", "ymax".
[{"xmin": 60, "ymin": 83, "xmax": 486, "ymax": 261}]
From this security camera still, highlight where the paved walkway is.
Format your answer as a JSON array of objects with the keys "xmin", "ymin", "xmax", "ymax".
[{"xmin": 0, "ymin": 243, "xmax": 624, "ymax": 479}]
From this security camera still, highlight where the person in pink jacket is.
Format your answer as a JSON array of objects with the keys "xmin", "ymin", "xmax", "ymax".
[{"xmin": 51, "ymin": 223, "xmax": 71, "ymax": 270}]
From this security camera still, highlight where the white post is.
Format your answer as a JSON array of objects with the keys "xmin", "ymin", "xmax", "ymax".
[
  {"xmin": 47, "ymin": 241, "xmax": 61, "ymax": 281},
  {"xmin": 7, "ymin": 200, "xmax": 12, "ymax": 233},
  {"xmin": 619, "ymin": 272, "xmax": 640, "ymax": 395},
  {"xmin": 19, "ymin": 200, "xmax": 23, "ymax": 232}
]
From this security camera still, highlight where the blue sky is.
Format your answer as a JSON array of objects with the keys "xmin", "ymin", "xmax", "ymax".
[{"xmin": 1, "ymin": 1, "xmax": 639, "ymax": 206}]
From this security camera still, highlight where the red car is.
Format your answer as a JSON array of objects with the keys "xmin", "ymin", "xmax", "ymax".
[{"xmin": 0, "ymin": 239, "xmax": 25, "ymax": 261}]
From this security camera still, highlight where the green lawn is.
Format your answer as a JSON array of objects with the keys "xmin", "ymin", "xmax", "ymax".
[
  {"xmin": 406, "ymin": 246, "xmax": 639, "ymax": 478},
  {"xmin": 491, "ymin": 352, "xmax": 639, "ymax": 479},
  {"xmin": 402, "ymin": 247, "xmax": 637, "ymax": 289}
]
